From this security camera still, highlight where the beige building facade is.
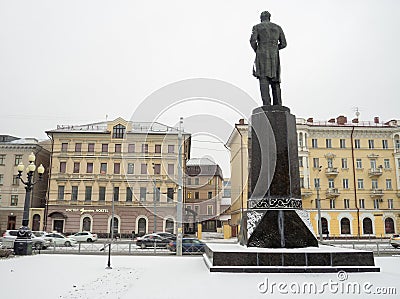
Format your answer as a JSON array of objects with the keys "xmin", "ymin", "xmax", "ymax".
[
  {"xmin": 227, "ymin": 116, "xmax": 400, "ymax": 238},
  {"xmin": 45, "ymin": 118, "xmax": 190, "ymax": 237}
]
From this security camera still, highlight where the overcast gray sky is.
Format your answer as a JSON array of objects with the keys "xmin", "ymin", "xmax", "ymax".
[{"xmin": 1, "ymin": 0, "xmax": 399, "ymax": 176}]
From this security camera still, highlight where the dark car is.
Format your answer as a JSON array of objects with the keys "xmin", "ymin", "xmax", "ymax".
[
  {"xmin": 155, "ymin": 232, "xmax": 176, "ymax": 241},
  {"xmin": 136, "ymin": 234, "xmax": 171, "ymax": 249},
  {"xmin": 167, "ymin": 238, "xmax": 206, "ymax": 253}
]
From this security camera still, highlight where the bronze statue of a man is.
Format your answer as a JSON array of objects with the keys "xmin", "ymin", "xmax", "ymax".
[{"xmin": 250, "ymin": 11, "xmax": 287, "ymax": 106}]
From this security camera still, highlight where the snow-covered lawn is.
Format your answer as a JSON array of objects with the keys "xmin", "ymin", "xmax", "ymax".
[{"xmin": 1, "ymin": 254, "xmax": 400, "ymax": 298}]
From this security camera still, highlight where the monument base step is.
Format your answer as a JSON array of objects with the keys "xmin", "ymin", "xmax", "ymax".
[{"xmin": 203, "ymin": 243, "xmax": 379, "ymax": 273}]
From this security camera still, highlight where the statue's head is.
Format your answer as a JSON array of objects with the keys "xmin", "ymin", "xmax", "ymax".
[{"xmin": 260, "ymin": 11, "xmax": 271, "ymax": 21}]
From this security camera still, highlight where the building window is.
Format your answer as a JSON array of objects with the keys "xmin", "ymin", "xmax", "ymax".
[
  {"xmin": 330, "ymin": 199, "xmax": 335, "ymax": 209},
  {"xmin": 354, "ymin": 139, "xmax": 361, "ymax": 149},
  {"xmin": 140, "ymin": 187, "xmax": 147, "ymax": 201},
  {"xmin": 57, "ymin": 186, "xmax": 65, "ymax": 200},
  {"xmin": 155, "ymin": 144, "xmax": 161, "ymax": 154},
  {"xmin": 208, "ymin": 191, "xmax": 213, "ymax": 199},
  {"xmin": 138, "ymin": 218, "xmax": 147, "ymax": 235},
  {"xmin": 71, "ymin": 186, "xmax": 78, "ymax": 201},
  {"xmin": 343, "ymin": 179, "xmax": 349, "ymax": 189},
  {"xmin": 115, "ymin": 144, "xmax": 122, "ymax": 153},
  {"xmin": 311, "ymin": 139, "xmax": 318, "ymax": 148},
  {"xmin": 154, "ymin": 187, "xmax": 160, "ymax": 202},
  {"xmin": 167, "ymin": 188, "xmax": 174, "ymax": 202},
  {"xmin": 382, "ymin": 139, "xmax": 388, "ymax": 149},
  {"xmin": 12, "ymin": 175, "xmax": 19, "ymax": 186},
  {"xmin": 60, "ymin": 162, "xmax": 66, "ymax": 173},
  {"xmin": 207, "ymin": 205, "xmax": 213, "ymax": 215},
  {"xmin": 194, "ymin": 205, "xmax": 199, "ymax": 215},
  {"xmin": 327, "ymin": 158, "xmax": 333, "ymax": 168},
  {"xmin": 356, "ymin": 159, "xmax": 362, "ymax": 169},
  {"xmin": 99, "ymin": 187, "xmax": 106, "ymax": 201},
  {"xmin": 0, "ymin": 154, "xmax": 5, "ymax": 165},
  {"xmin": 339, "ymin": 139, "xmax": 346, "ymax": 148},
  {"xmin": 384, "ymin": 159, "xmax": 390, "ymax": 169},
  {"xmin": 141, "ymin": 164, "xmax": 147, "ymax": 174},
  {"xmin": 11, "ymin": 195, "xmax": 18, "ymax": 206},
  {"xmin": 73, "ymin": 162, "xmax": 80, "ymax": 173},
  {"xmin": 357, "ymin": 179, "xmax": 364, "ymax": 189},
  {"xmin": 373, "ymin": 199, "xmax": 380, "ymax": 209},
  {"xmin": 340, "ymin": 218, "xmax": 351, "ymax": 234},
  {"xmin": 153, "ymin": 164, "xmax": 161, "ymax": 175},
  {"xmin": 168, "ymin": 164, "xmax": 174, "ymax": 175},
  {"xmin": 100, "ymin": 163, "xmax": 107, "ymax": 174},
  {"xmin": 187, "ymin": 178, "xmax": 192, "ymax": 185},
  {"xmin": 126, "ymin": 187, "xmax": 133, "ymax": 202},
  {"xmin": 326, "ymin": 139, "xmax": 332, "ymax": 148},
  {"xmin": 85, "ymin": 186, "xmax": 92, "ymax": 201},
  {"xmin": 344, "ymin": 199, "xmax": 350, "ymax": 209},
  {"xmin": 341, "ymin": 158, "xmax": 348, "ymax": 169},
  {"xmin": 314, "ymin": 178, "xmax": 320, "ymax": 188},
  {"xmin": 128, "ymin": 144, "xmax": 135, "ymax": 153},
  {"xmin": 61, "ymin": 143, "xmax": 68, "ymax": 152},
  {"xmin": 141, "ymin": 144, "xmax": 148, "ymax": 153},
  {"xmin": 0, "ymin": 174, "xmax": 3, "ymax": 185},
  {"xmin": 88, "ymin": 143, "xmax": 95, "ymax": 152},
  {"xmin": 298, "ymin": 158, "xmax": 303, "ymax": 167},
  {"xmin": 195, "ymin": 191, "xmax": 199, "ymax": 199},
  {"xmin": 75, "ymin": 143, "xmax": 82, "ymax": 152},
  {"xmin": 368, "ymin": 139, "xmax": 375, "ymax": 149},
  {"xmin": 300, "ymin": 178, "xmax": 305, "ymax": 188},
  {"xmin": 112, "ymin": 124, "xmax": 126, "ymax": 139},
  {"xmin": 86, "ymin": 162, "xmax": 93, "ymax": 173},
  {"xmin": 195, "ymin": 178, "xmax": 199, "ymax": 185},
  {"xmin": 385, "ymin": 218, "xmax": 395, "ymax": 234},
  {"xmin": 14, "ymin": 154, "xmax": 23, "ymax": 166},
  {"xmin": 187, "ymin": 192, "xmax": 192, "ymax": 199},
  {"xmin": 127, "ymin": 163, "xmax": 134, "ymax": 174},
  {"xmin": 388, "ymin": 199, "xmax": 394, "ymax": 209},
  {"xmin": 370, "ymin": 159, "xmax": 377, "ymax": 169},
  {"xmin": 114, "ymin": 163, "xmax": 120, "ymax": 174},
  {"xmin": 359, "ymin": 199, "xmax": 365, "ymax": 209},
  {"xmin": 371, "ymin": 179, "xmax": 378, "ymax": 189},
  {"xmin": 328, "ymin": 179, "xmax": 334, "ymax": 188},
  {"xmin": 82, "ymin": 217, "xmax": 91, "ymax": 232},
  {"xmin": 168, "ymin": 145, "xmax": 175, "ymax": 153},
  {"xmin": 101, "ymin": 144, "xmax": 108, "ymax": 153},
  {"xmin": 313, "ymin": 158, "xmax": 319, "ymax": 168},
  {"xmin": 386, "ymin": 179, "xmax": 392, "ymax": 189},
  {"xmin": 113, "ymin": 187, "xmax": 119, "ymax": 201},
  {"xmin": 363, "ymin": 218, "xmax": 373, "ymax": 235},
  {"xmin": 398, "ymin": 158, "xmax": 400, "ymax": 168}
]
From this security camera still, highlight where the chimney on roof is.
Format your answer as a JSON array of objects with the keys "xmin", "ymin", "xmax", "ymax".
[
  {"xmin": 238, "ymin": 119, "xmax": 245, "ymax": 125},
  {"xmin": 336, "ymin": 115, "xmax": 347, "ymax": 125},
  {"xmin": 374, "ymin": 117, "xmax": 380, "ymax": 124},
  {"xmin": 307, "ymin": 117, "xmax": 313, "ymax": 123},
  {"xmin": 328, "ymin": 118, "xmax": 335, "ymax": 123}
]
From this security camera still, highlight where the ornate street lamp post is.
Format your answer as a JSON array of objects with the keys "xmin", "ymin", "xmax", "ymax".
[{"xmin": 14, "ymin": 152, "xmax": 45, "ymax": 255}]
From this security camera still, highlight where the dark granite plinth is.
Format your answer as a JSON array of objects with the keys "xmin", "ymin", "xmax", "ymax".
[{"xmin": 203, "ymin": 243, "xmax": 379, "ymax": 273}]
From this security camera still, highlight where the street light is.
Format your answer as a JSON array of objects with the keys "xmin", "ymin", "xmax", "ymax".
[
  {"xmin": 14, "ymin": 152, "xmax": 45, "ymax": 255},
  {"xmin": 316, "ymin": 166, "xmax": 323, "ymax": 242}
]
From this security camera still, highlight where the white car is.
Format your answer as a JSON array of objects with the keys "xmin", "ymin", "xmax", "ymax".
[
  {"xmin": 68, "ymin": 232, "xmax": 98, "ymax": 242},
  {"xmin": 44, "ymin": 232, "xmax": 77, "ymax": 247},
  {"xmin": 390, "ymin": 234, "xmax": 400, "ymax": 248},
  {"xmin": 1, "ymin": 230, "xmax": 51, "ymax": 250}
]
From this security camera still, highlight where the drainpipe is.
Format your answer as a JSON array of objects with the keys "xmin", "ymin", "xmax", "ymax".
[{"xmin": 351, "ymin": 126, "xmax": 360, "ymax": 237}]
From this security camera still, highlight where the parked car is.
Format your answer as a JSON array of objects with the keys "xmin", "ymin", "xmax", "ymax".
[
  {"xmin": 1, "ymin": 230, "xmax": 51, "ymax": 250},
  {"xmin": 155, "ymin": 232, "xmax": 176, "ymax": 241},
  {"xmin": 44, "ymin": 232, "xmax": 77, "ymax": 247},
  {"xmin": 167, "ymin": 238, "xmax": 206, "ymax": 253},
  {"xmin": 390, "ymin": 234, "xmax": 400, "ymax": 248},
  {"xmin": 68, "ymin": 232, "xmax": 98, "ymax": 242},
  {"xmin": 135, "ymin": 234, "xmax": 171, "ymax": 249}
]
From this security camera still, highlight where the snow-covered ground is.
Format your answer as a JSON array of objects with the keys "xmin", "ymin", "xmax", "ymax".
[{"xmin": 1, "ymin": 254, "xmax": 400, "ymax": 299}]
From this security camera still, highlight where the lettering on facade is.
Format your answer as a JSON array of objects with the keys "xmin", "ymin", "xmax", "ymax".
[{"xmin": 65, "ymin": 208, "xmax": 109, "ymax": 214}]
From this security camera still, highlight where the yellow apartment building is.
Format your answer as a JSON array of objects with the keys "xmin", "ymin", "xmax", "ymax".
[
  {"xmin": 45, "ymin": 118, "xmax": 190, "ymax": 237},
  {"xmin": 226, "ymin": 116, "xmax": 400, "ymax": 238}
]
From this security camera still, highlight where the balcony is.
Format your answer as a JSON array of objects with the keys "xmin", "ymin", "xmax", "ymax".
[
  {"xmin": 325, "ymin": 188, "xmax": 340, "ymax": 198},
  {"xmin": 301, "ymin": 189, "xmax": 313, "ymax": 198},
  {"xmin": 325, "ymin": 167, "xmax": 339, "ymax": 176},
  {"xmin": 368, "ymin": 168, "xmax": 383, "ymax": 177},
  {"xmin": 370, "ymin": 188, "xmax": 384, "ymax": 197}
]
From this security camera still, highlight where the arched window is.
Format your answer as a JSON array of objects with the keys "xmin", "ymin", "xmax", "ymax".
[
  {"xmin": 340, "ymin": 218, "xmax": 351, "ymax": 234},
  {"xmin": 83, "ymin": 217, "xmax": 91, "ymax": 232},
  {"xmin": 138, "ymin": 218, "xmax": 147, "ymax": 236},
  {"xmin": 32, "ymin": 214, "xmax": 40, "ymax": 231},
  {"xmin": 298, "ymin": 132, "xmax": 303, "ymax": 147},
  {"xmin": 363, "ymin": 218, "xmax": 373, "ymax": 235},
  {"xmin": 112, "ymin": 124, "xmax": 126, "ymax": 139},
  {"xmin": 110, "ymin": 217, "xmax": 119, "ymax": 234},
  {"xmin": 385, "ymin": 217, "xmax": 395, "ymax": 234},
  {"xmin": 321, "ymin": 217, "xmax": 328, "ymax": 234},
  {"xmin": 165, "ymin": 218, "xmax": 174, "ymax": 233}
]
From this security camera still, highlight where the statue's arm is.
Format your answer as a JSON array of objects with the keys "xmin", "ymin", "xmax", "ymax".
[
  {"xmin": 278, "ymin": 26, "xmax": 287, "ymax": 50},
  {"xmin": 250, "ymin": 25, "xmax": 258, "ymax": 52}
]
